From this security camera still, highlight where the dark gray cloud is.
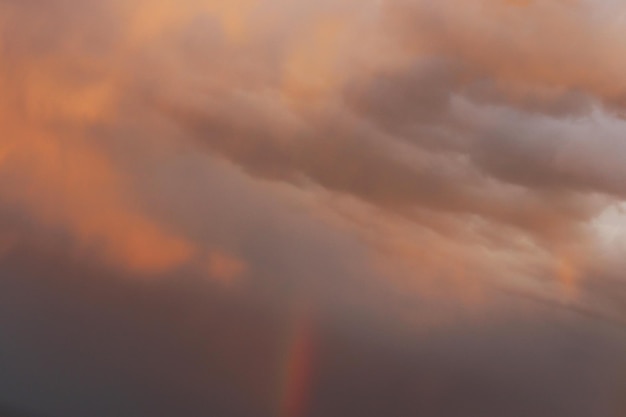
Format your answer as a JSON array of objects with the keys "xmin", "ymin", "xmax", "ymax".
[{"xmin": 2, "ymin": 238, "xmax": 626, "ymax": 417}]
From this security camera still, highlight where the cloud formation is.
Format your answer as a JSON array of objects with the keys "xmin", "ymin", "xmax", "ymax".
[{"xmin": 2, "ymin": 0, "xmax": 626, "ymax": 416}]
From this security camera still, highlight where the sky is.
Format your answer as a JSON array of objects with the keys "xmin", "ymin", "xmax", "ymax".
[{"xmin": 1, "ymin": 0, "xmax": 626, "ymax": 416}]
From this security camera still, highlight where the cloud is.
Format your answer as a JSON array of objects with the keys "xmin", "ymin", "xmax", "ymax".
[
  {"xmin": 2, "ymin": 1, "xmax": 626, "ymax": 416},
  {"xmin": 2, "ymin": 0, "xmax": 623, "ymax": 310},
  {"xmin": 2, "ymin": 0, "xmax": 625, "ymax": 316},
  {"xmin": 2, "ymin": 237, "xmax": 626, "ymax": 417}
]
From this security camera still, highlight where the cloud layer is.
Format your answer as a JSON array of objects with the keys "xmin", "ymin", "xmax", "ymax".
[{"xmin": 2, "ymin": 0, "xmax": 626, "ymax": 416}]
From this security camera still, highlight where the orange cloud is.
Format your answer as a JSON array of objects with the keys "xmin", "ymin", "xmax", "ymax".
[
  {"xmin": 207, "ymin": 250, "xmax": 248, "ymax": 285},
  {"xmin": 386, "ymin": 0, "xmax": 626, "ymax": 102},
  {"xmin": 0, "ymin": 16, "xmax": 196, "ymax": 274},
  {"xmin": 0, "ymin": 0, "xmax": 621, "ymax": 320},
  {"xmin": 283, "ymin": 17, "xmax": 348, "ymax": 98},
  {"xmin": 117, "ymin": 0, "xmax": 258, "ymax": 47},
  {"xmin": 0, "ymin": 125, "xmax": 196, "ymax": 274}
]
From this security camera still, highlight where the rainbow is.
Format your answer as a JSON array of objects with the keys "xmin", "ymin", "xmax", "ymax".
[{"xmin": 277, "ymin": 305, "xmax": 316, "ymax": 417}]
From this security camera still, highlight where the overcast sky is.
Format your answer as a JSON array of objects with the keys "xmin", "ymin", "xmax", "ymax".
[{"xmin": 1, "ymin": 1, "xmax": 626, "ymax": 416}]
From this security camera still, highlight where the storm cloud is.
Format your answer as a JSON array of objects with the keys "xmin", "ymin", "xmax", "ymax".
[{"xmin": 1, "ymin": 0, "xmax": 626, "ymax": 416}]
